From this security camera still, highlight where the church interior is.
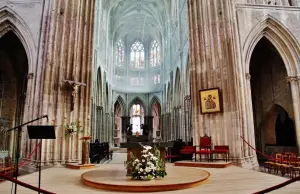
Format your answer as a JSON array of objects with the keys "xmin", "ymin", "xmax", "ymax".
[{"xmin": 1, "ymin": 0, "xmax": 300, "ymax": 193}]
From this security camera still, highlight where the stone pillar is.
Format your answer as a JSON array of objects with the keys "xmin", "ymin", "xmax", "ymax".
[
  {"xmin": 287, "ymin": 76, "xmax": 300, "ymax": 152},
  {"xmin": 40, "ymin": 0, "xmax": 96, "ymax": 164},
  {"xmin": 144, "ymin": 116, "xmax": 154, "ymax": 137},
  {"xmin": 187, "ymin": 0, "xmax": 246, "ymax": 165}
]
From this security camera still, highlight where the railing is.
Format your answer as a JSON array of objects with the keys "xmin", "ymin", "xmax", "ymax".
[
  {"xmin": 253, "ymin": 175, "xmax": 300, "ymax": 194},
  {"xmin": 240, "ymin": 136, "xmax": 300, "ymax": 193},
  {"xmin": 0, "ymin": 172, "xmax": 55, "ymax": 194}
]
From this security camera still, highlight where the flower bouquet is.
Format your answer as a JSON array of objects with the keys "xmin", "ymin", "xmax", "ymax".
[{"xmin": 126, "ymin": 145, "xmax": 167, "ymax": 180}]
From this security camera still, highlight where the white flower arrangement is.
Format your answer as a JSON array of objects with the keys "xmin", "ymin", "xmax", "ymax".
[{"xmin": 126, "ymin": 145, "xmax": 167, "ymax": 180}]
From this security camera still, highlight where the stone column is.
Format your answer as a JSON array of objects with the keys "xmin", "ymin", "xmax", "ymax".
[
  {"xmin": 38, "ymin": 0, "xmax": 96, "ymax": 164},
  {"xmin": 144, "ymin": 116, "xmax": 154, "ymax": 137},
  {"xmin": 187, "ymin": 0, "xmax": 245, "ymax": 165},
  {"xmin": 287, "ymin": 76, "xmax": 300, "ymax": 151}
]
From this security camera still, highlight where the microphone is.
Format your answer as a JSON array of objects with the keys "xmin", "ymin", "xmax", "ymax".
[{"xmin": 43, "ymin": 115, "xmax": 48, "ymax": 122}]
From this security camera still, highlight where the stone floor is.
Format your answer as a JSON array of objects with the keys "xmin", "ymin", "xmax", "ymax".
[{"xmin": 1, "ymin": 153, "xmax": 300, "ymax": 194}]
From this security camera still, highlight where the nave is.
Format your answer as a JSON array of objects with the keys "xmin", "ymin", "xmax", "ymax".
[{"xmin": 1, "ymin": 151, "xmax": 300, "ymax": 194}]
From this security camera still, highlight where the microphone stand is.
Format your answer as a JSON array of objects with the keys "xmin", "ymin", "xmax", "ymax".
[{"xmin": 6, "ymin": 115, "xmax": 48, "ymax": 194}]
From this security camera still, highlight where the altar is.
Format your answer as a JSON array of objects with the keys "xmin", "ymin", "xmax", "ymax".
[{"xmin": 120, "ymin": 137, "xmax": 173, "ymax": 176}]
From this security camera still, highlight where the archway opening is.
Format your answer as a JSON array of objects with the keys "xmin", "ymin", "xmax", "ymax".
[
  {"xmin": 114, "ymin": 100, "xmax": 123, "ymax": 146},
  {"xmin": 152, "ymin": 100, "xmax": 161, "ymax": 139},
  {"xmin": 250, "ymin": 37, "xmax": 297, "ymax": 160},
  {"xmin": 0, "ymin": 31, "xmax": 28, "ymax": 155}
]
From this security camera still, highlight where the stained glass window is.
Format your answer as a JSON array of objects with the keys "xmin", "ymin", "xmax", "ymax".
[
  {"xmin": 115, "ymin": 40, "xmax": 125, "ymax": 66},
  {"xmin": 152, "ymin": 74, "xmax": 160, "ymax": 84},
  {"xmin": 150, "ymin": 40, "xmax": 160, "ymax": 67},
  {"xmin": 132, "ymin": 104, "xmax": 141, "ymax": 115},
  {"xmin": 130, "ymin": 77, "xmax": 144, "ymax": 85},
  {"xmin": 130, "ymin": 41, "xmax": 145, "ymax": 68}
]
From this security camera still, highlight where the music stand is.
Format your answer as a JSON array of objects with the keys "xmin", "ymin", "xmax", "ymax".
[{"xmin": 27, "ymin": 126, "xmax": 55, "ymax": 194}]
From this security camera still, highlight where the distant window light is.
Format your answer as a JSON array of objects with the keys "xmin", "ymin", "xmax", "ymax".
[
  {"xmin": 132, "ymin": 104, "xmax": 141, "ymax": 115},
  {"xmin": 152, "ymin": 74, "xmax": 160, "ymax": 84},
  {"xmin": 150, "ymin": 40, "xmax": 160, "ymax": 67},
  {"xmin": 115, "ymin": 40, "xmax": 125, "ymax": 66},
  {"xmin": 130, "ymin": 77, "xmax": 144, "ymax": 85},
  {"xmin": 130, "ymin": 41, "xmax": 145, "ymax": 68}
]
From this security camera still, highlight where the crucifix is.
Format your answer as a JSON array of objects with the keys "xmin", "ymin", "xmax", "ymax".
[{"xmin": 64, "ymin": 80, "xmax": 86, "ymax": 111}]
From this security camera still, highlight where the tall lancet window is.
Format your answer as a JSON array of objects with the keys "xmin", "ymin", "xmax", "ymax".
[
  {"xmin": 130, "ymin": 41, "xmax": 145, "ymax": 68},
  {"xmin": 116, "ymin": 40, "xmax": 125, "ymax": 66},
  {"xmin": 150, "ymin": 40, "xmax": 160, "ymax": 67}
]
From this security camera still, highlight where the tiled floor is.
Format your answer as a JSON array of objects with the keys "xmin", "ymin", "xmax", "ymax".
[{"xmin": 1, "ymin": 153, "xmax": 300, "ymax": 194}]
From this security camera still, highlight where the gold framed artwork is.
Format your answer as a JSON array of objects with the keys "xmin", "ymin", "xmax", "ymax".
[{"xmin": 199, "ymin": 88, "xmax": 222, "ymax": 114}]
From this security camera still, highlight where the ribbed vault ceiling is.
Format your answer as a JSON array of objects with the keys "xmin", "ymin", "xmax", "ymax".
[{"xmin": 109, "ymin": 0, "xmax": 170, "ymax": 43}]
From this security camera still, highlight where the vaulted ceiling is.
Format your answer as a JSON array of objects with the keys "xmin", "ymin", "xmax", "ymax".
[{"xmin": 108, "ymin": 0, "xmax": 171, "ymax": 44}]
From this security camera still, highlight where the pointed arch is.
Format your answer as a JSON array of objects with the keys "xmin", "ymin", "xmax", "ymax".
[
  {"xmin": 0, "ymin": 7, "xmax": 36, "ymax": 73},
  {"xmin": 149, "ymin": 95, "xmax": 161, "ymax": 115},
  {"xmin": 114, "ymin": 95, "xmax": 126, "ymax": 116},
  {"xmin": 243, "ymin": 15, "xmax": 300, "ymax": 76},
  {"xmin": 128, "ymin": 96, "xmax": 145, "ymax": 115}
]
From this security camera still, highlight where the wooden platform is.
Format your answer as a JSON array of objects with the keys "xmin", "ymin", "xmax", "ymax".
[
  {"xmin": 174, "ymin": 161, "xmax": 232, "ymax": 168},
  {"xmin": 81, "ymin": 165, "xmax": 210, "ymax": 192},
  {"xmin": 65, "ymin": 163, "xmax": 95, "ymax": 170}
]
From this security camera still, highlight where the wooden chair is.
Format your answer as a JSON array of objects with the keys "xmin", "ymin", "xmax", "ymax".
[{"xmin": 195, "ymin": 134, "xmax": 212, "ymax": 162}]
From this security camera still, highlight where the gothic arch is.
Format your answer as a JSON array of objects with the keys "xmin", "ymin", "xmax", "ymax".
[
  {"xmin": 128, "ymin": 97, "xmax": 145, "ymax": 115},
  {"xmin": 114, "ymin": 95, "xmax": 126, "ymax": 116},
  {"xmin": 243, "ymin": 15, "xmax": 300, "ymax": 76},
  {"xmin": 0, "ymin": 7, "xmax": 36, "ymax": 73},
  {"xmin": 149, "ymin": 95, "xmax": 161, "ymax": 115}
]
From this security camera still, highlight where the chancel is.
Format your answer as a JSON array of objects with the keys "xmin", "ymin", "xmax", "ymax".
[{"xmin": 1, "ymin": 0, "xmax": 300, "ymax": 193}]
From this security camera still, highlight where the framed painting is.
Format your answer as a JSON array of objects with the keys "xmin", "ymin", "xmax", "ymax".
[{"xmin": 199, "ymin": 88, "xmax": 222, "ymax": 114}]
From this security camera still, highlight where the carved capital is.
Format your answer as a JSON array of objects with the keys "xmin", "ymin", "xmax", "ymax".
[
  {"xmin": 245, "ymin": 73, "xmax": 251, "ymax": 80},
  {"xmin": 286, "ymin": 76, "xmax": 298, "ymax": 83},
  {"xmin": 27, "ymin": 73, "xmax": 34, "ymax": 79}
]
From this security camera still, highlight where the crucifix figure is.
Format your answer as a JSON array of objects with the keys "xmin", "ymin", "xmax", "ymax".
[{"xmin": 64, "ymin": 80, "xmax": 86, "ymax": 111}]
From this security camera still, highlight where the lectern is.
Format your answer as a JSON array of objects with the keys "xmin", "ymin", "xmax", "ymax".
[
  {"xmin": 79, "ymin": 136, "xmax": 92, "ymax": 165},
  {"xmin": 27, "ymin": 125, "xmax": 55, "ymax": 194}
]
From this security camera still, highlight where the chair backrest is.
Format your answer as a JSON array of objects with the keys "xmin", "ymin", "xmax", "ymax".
[
  {"xmin": 275, "ymin": 153, "xmax": 282, "ymax": 162},
  {"xmin": 200, "ymin": 134, "xmax": 211, "ymax": 149}
]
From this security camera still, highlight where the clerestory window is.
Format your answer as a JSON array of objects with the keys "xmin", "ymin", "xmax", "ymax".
[
  {"xmin": 115, "ymin": 40, "xmax": 125, "ymax": 66},
  {"xmin": 130, "ymin": 41, "xmax": 145, "ymax": 68},
  {"xmin": 152, "ymin": 74, "xmax": 160, "ymax": 84},
  {"xmin": 150, "ymin": 40, "xmax": 160, "ymax": 67}
]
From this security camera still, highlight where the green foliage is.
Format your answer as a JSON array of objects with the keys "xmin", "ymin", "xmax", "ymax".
[{"xmin": 65, "ymin": 119, "xmax": 83, "ymax": 136}]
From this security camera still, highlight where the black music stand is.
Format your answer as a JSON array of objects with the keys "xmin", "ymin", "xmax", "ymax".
[{"xmin": 27, "ymin": 126, "xmax": 55, "ymax": 194}]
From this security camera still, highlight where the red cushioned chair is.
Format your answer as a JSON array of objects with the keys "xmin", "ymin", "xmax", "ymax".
[
  {"xmin": 195, "ymin": 134, "xmax": 212, "ymax": 162},
  {"xmin": 212, "ymin": 145, "xmax": 229, "ymax": 162},
  {"xmin": 180, "ymin": 146, "xmax": 196, "ymax": 160}
]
